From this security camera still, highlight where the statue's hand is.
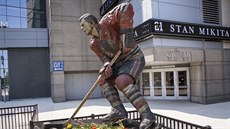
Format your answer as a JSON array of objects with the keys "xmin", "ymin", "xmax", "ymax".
[{"xmin": 99, "ymin": 62, "xmax": 113, "ymax": 79}]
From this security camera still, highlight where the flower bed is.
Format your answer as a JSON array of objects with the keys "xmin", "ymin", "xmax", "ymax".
[
  {"xmin": 65, "ymin": 121, "xmax": 126, "ymax": 129},
  {"xmin": 63, "ymin": 118, "xmax": 139, "ymax": 129}
]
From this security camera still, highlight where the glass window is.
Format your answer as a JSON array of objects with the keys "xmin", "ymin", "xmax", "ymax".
[
  {"xmin": 142, "ymin": 73, "xmax": 150, "ymax": 96},
  {"xmin": 20, "ymin": 8, "xmax": 27, "ymax": 18},
  {"xmin": 0, "ymin": 50, "xmax": 9, "ymax": 98},
  {"xmin": 7, "ymin": 0, "xmax": 20, "ymax": 7},
  {"xmin": 178, "ymin": 71, "xmax": 187, "ymax": 86},
  {"xmin": 31, "ymin": 11, "xmax": 46, "ymax": 19},
  {"xmin": 1, "ymin": 50, "xmax": 7, "ymax": 59},
  {"xmin": 166, "ymin": 71, "xmax": 174, "ymax": 96},
  {"xmin": 1, "ymin": 70, "xmax": 7, "ymax": 78},
  {"xmin": 166, "ymin": 72, "xmax": 174, "ymax": 86},
  {"xmin": 28, "ymin": 19, "xmax": 46, "ymax": 28},
  {"xmin": 0, "ymin": 17, "xmax": 7, "ymax": 28},
  {"xmin": 28, "ymin": 18, "xmax": 36, "ymax": 28},
  {"xmin": 2, "ymin": 60, "xmax": 8, "ymax": 69},
  {"xmin": 20, "ymin": 17, "xmax": 27, "ymax": 28},
  {"xmin": 0, "ymin": 0, "xmax": 6, "ymax": 5},
  {"xmin": 0, "ymin": 50, "xmax": 8, "ymax": 75},
  {"xmin": 154, "ymin": 72, "xmax": 161, "ymax": 87},
  {"xmin": 153, "ymin": 72, "xmax": 162, "ymax": 96},
  {"xmin": 0, "ymin": 5, "xmax": 6, "ymax": 15},
  {"xmin": 1, "ymin": 0, "xmax": 46, "ymax": 28},
  {"xmin": 20, "ymin": 0, "xmax": 26, "ymax": 8},
  {"xmin": 34, "ymin": 0, "xmax": 46, "ymax": 11},
  {"xmin": 142, "ymin": 73, "xmax": 149, "ymax": 87},
  {"xmin": 7, "ymin": 16, "xmax": 20, "ymax": 28},
  {"xmin": 7, "ymin": 7, "xmax": 20, "ymax": 16},
  {"xmin": 0, "ymin": 15, "xmax": 6, "ymax": 22}
]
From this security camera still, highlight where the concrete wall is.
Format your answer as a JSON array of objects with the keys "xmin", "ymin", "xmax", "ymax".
[
  {"xmin": 49, "ymin": 0, "xmax": 102, "ymax": 102},
  {"xmin": 142, "ymin": 0, "xmax": 202, "ymax": 23},
  {"xmin": 223, "ymin": 50, "xmax": 230, "ymax": 101},
  {"xmin": 222, "ymin": 0, "xmax": 230, "ymax": 99},
  {"xmin": 0, "ymin": 28, "xmax": 48, "ymax": 48},
  {"xmin": 190, "ymin": 49, "xmax": 230, "ymax": 104}
]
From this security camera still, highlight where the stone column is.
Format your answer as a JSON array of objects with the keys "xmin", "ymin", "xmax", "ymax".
[
  {"xmin": 223, "ymin": 49, "xmax": 230, "ymax": 100},
  {"xmin": 51, "ymin": 71, "xmax": 66, "ymax": 102},
  {"xmin": 190, "ymin": 62, "xmax": 207, "ymax": 104},
  {"xmin": 221, "ymin": 0, "xmax": 230, "ymax": 101},
  {"xmin": 49, "ymin": 0, "xmax": 66, "ymax": 102}
]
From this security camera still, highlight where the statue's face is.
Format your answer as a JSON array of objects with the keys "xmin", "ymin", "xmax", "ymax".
[{"xmin": 80, "ymin": 19, "xmax": 92, "ymax": 35}]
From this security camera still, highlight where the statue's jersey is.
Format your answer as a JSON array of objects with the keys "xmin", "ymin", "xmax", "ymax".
[{"xmin": 90, "ymin": 2, "xmax": 137, "ymax": 63}]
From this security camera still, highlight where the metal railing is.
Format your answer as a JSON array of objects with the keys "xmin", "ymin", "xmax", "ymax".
[
  {"xmin": 155, "ymin": 113, "xmax": 212, "ymax": 129},
  {"xmin": 0, "ymin": 104, "xmax": 38, "ymax": 129},
  {"xmin": 31, "ymin": 110, "xmax": 211, "ymax": 129}
]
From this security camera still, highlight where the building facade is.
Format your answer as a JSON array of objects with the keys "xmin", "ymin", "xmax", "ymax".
[
  {"xmin": 131, "ymin": 0, "xmax": 230, "ymax": 104},
  {"xmin": 0, "ymin": 0, "xmax": 50, "ymax": 101},
  {"xmin": 1, "ymin": 0, "xmax": 229, "ymax": 104},
  {"xmin": 49, "ymin": 0, "xmax": 230, "ymax": 104}
]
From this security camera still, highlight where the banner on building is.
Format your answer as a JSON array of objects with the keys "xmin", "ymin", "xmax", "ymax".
[{"xmin": 134, "ymin": 19, "xmax": 230, "ymax": 41}]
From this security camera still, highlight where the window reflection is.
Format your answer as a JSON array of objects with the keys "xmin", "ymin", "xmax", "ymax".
[
  {"xmin": 0, "ymin": 50, "xmax": 9, "ymax": 87},
  {"xmin": 154, "ymin": 72, "xmax": 161, "ymax": 87},
  {"xmin": 0, "ymin": 0, "xmax": 6, "ymax": 5},
  {"xmin": 7, "ymin": 16, "xmax": 20, "ymax": 28},
  {"xmin": 178, "ymin": 71, "xmax": 187, "ymax": 86},
  {"xmin": 20, "ymin": 17, "xmax": 27, "ymax": 28},
  {"xmin": 0, "ymin": 0, "xmax": 46, "ymax": 28},
  {"xmin": 20, "ymin": 0, "xmax": 26, "ymax": 8},
  {"xmin": 7, "ymin": 7, "xmax": 20, "ymax": 16},
  {"xmin": 0, "ymin": 5, "xmax": 6, "ymax": 15},
  {"xmin": 178, "ymin": 71, "xmax": 187, "ymax": 96},
  {"xmin": 166, "ymin": 71, "xmax": 174, "ymax": 96},
  {"xmin": 7, "ymin": 0, "xmax": 20, "ymax": 7},
  {"xmin": 142, "ymin": 73, "xmax": 150, "ymax": 87},
  {"xmin": 0, "ymin": 15, "xmax": 6, "ymax": 22},
  {"xmin": 20, "ymin": 8, "xmax": 27, "ymax": 18},
  {"xmin": 154, "ymin": 72, "xmax": 162, "ymax": 96},
  {"xmin": 142, "ymin": 73, "xmax": 150, "ymax": 96},
  {"xmin": 166, "ymin": 71, "xmax": 174, "ymax": 86}
]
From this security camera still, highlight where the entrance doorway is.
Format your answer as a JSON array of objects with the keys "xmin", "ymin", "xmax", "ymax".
[{"xmin": 140, "ymin": 67, "xmax": 190, "ymax": 100}]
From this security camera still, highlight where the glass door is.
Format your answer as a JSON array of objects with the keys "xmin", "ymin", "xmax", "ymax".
[
  {"xmin": 141, "ymin": 67, "xmax": 190, "ymax": 100},
  {"xmin": 165, "ymin": 71, "xmax": 175, "ymax": 97},
  {"xmin": 178, "ymin": 71, "xmax": 189, "ymax": 97},
  {"xmin": 141, "ymin": 73, "xmax": 150, "ymax": 97},
  {"xmin": 153, "ymin": 72, "xmax": 162, "ymax": 97}
]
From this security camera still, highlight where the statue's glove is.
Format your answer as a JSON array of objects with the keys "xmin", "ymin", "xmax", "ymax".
[{"xmin": 99, "ymin": 62, "xmax": 113, "ymax": 79}]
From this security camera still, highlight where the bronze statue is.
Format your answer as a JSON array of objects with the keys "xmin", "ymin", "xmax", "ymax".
[{"xmin": 79, "ymin": 1, "xmax": 157, "ymax": 129}]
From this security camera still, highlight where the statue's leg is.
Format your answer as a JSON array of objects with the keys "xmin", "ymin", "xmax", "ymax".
[
  {"xmin": 115, "ymin": 74, "xmax": 156, "ymax": 129},
  {"xmin": 100, "ymin": 82, "xmax": 127, "ymax": 122}
]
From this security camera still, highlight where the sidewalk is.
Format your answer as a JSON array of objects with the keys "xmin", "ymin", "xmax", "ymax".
[{"xmin": 0, "ymin": 97, "xmax": 229, "ymax": 129}]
